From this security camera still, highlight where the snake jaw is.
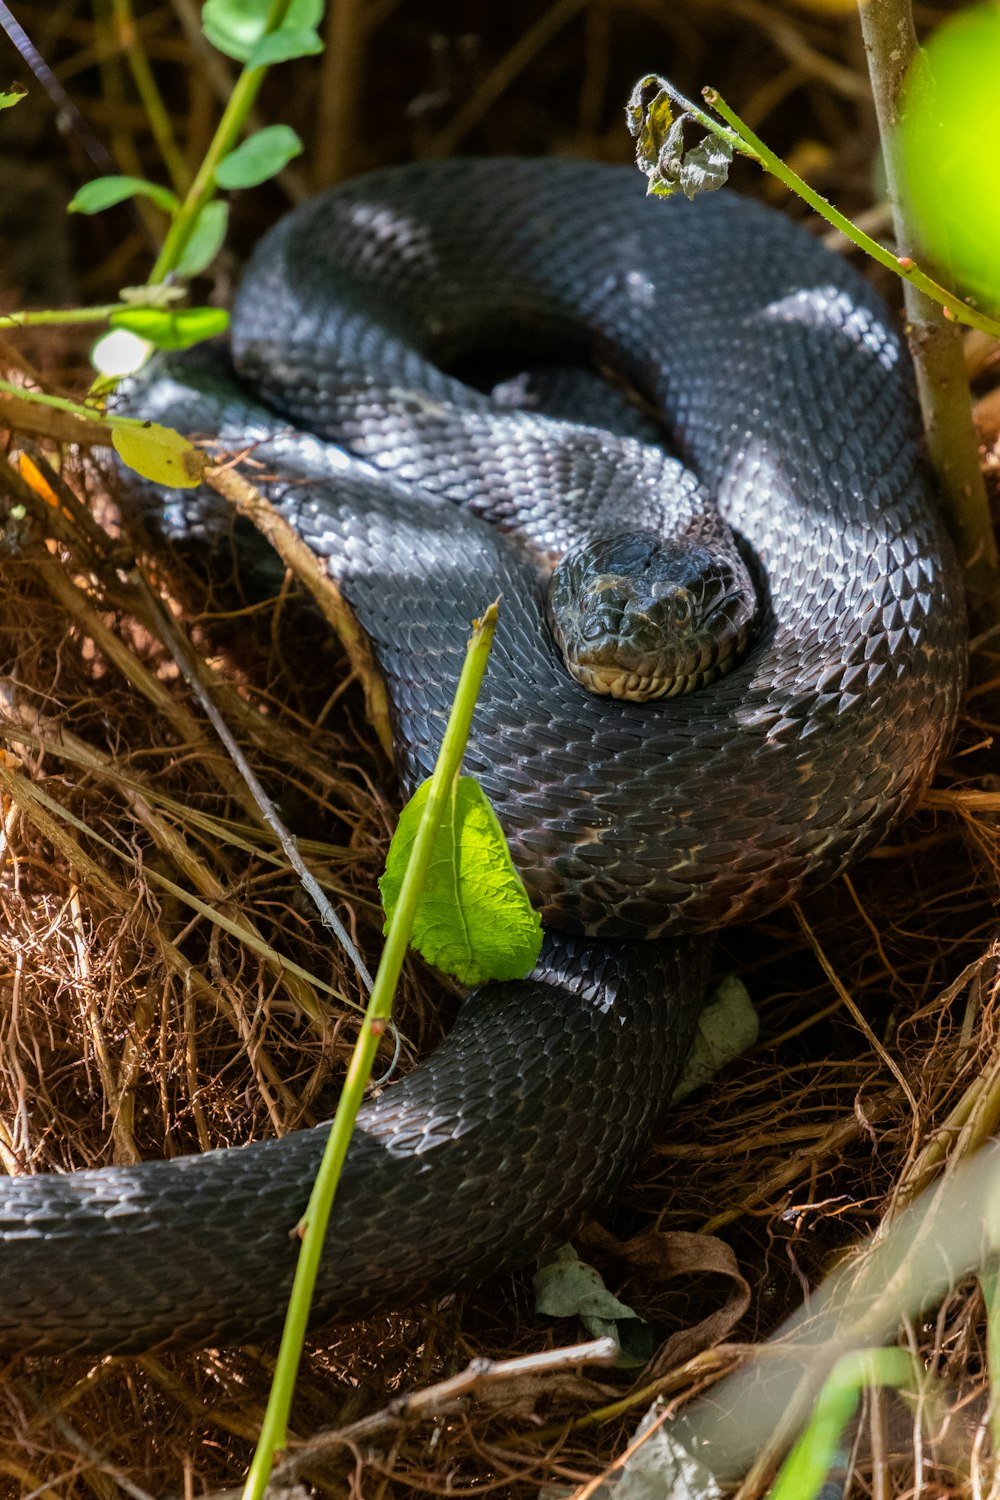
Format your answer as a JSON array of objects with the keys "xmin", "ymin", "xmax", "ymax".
[{"xmin": 547, "ymin": 530, "xmax": 758, "ymax": 703}]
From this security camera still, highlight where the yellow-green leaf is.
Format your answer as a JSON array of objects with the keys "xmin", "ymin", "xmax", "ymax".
[
  {"xmin": 111, "ymin": 421, "xmax": 208, "ymax": 489},
  {"xmin": 379, "ymin": 775, "xmax": 542, "ymax": 987},
  {"xmin": 898, "ymin": 4, "xmax": 1000, "ymax": 313}
]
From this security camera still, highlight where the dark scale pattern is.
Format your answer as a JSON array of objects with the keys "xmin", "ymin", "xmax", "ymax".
[
  {"xmin": 228, "ymin": 159, "xmax": 965, "ymax": 936},
  {"xmin": 0, "ymin": 936, "xmax": 706, "ymax": 1354},
  {"xmin": 0, "ymin": 160, "xmax": 966, "ymax": 1353}
]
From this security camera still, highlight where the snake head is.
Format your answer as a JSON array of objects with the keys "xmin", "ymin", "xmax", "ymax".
[{"xmin": 547, "ymin": 531, "xmax": 757, "ymax": 702}]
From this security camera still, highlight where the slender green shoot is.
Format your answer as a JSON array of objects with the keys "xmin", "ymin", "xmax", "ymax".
[
  {"xmin": 982, "ymin": 1262, "xmax": 1000, "ymax": 1457},
  {"xmin": 0, "ymin": 303, "xmax": 140, "ymax": 327},
  {"xmin": 635, "ymin": 75, "xmax": 1000, "ymax": 343},
  {"xmin": 768, "ymin": 1348, "xmax": 921, "ymax": 1500},
  {"xmin": 703, "ymin": 86, "xmax": 1000, "ymax": 343},
  {"xmin": 150, "ymin": 0, "xmax": 295, "ymax": 283},
  {"xmin": 109, "ymin": 0, "xmax": 191, "ymax": 195},
  {"xmin": 0, "ymin": 378, "xmax": 111, "ymax": 425},
  {"xmin": 242, "ymin": 602, "xmax": 500, "ymax": 1500}
]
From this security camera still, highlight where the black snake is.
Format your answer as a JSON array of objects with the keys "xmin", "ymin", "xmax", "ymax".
[{"xmin": 0, "ymin": 159, "xmax": 966, "ymax": 1354}]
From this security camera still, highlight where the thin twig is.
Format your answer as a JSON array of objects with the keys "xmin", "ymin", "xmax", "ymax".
[{"xmin": 280, "ymin": 1339, "xmax": 619, "ymax": 1474}]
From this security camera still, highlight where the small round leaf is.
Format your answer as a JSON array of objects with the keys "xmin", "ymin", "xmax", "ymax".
[
  {"xmin": 202, "ymin": 0, "xmax": 323, "ymax": 62},
  {"xmin": 174, "ymin": 200, "xmax": 230, "ymax": 279},
  {"xmin": 248, "ymin": 26, "xmax": 323, "ymax": 67},
  {"xmin": 214, "ymin": 126, "xmax": 303, "ymax": 190},
  {"xmin": 68, "ymin": 176, "xmax": 179, "ymax": 216}
]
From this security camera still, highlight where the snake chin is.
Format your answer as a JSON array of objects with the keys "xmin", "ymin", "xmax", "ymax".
[{"xmin": 547, "ymin": 530, "xmax": 758, "ymax": 702}]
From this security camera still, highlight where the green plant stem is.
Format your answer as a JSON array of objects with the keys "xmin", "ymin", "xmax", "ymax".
[
  {"xmin": 703, "ymin": 86, "xmax": 1000, "ymax": 344},
  {"xmin": 982, "ymin": 1263, "xmax": 1000, "ymax": 1458},
  {"xmin": 110, "ymin": 0, "xmax": 190, "ymax": 194},
  {"xmin": 0, "ymin": 304, "xmax": 130, "ymax": 327},
  {"xmin": 241, "ymin": 602, "xmax": 500, "ymax": 1500},
  {"xmin": 150, "ymin": 0, "xmax": 295, "ymax": 282},
  {"xmin": 648, "ymin": 77, "xmax": 759, "ymax": 165},
  {"xmin": 854, "ymin": 0, "xmax": 998, "ymax": 594},
  {"xmin": 0, "ymin": 378, "xmax": 167, "ymax": 441},
  {"xmin": 0, "ymin": 378, "xmax": 106, "ymax": 422},
  {"xmin": 768, "ymin": 1348, "xmax": 919, "ymax": 1500}
]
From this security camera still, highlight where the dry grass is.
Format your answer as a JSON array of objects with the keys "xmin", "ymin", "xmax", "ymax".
[{"xmin": 2, "ymin": 1, "xmax": 999, "ymax": 1495}]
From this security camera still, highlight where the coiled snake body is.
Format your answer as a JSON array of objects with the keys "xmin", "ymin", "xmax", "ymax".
[{"xmin": 0, "ymin": 160, "xmax": 966, "ymax": 1354}]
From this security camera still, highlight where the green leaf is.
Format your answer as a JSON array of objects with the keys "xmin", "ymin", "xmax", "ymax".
[
  {"xmin": 109, "ymin": 305, "xmax": 229, "ymax": 351},
  {"xmin": 670, "ymin": 974, "xmax": 758, "ymax": 1104},
  {"xmin": 379, "ymin": 775, "xmax": 542, "ymax": 987},
  {"xmin": 111, "ymin": 420, "xmax": 208, "ymax": 489},
  {"xmin": 0, "ymin": 83, "xmax": 27, "ymax": 110},
  {"xmin": 536, "ymin": 1242, "xmax": 644, "ymax": 1350},
  {"xmin": 898, "ymin": 3, "xmax": 1000, "ymax": 313},
  {"xmin": 248, "ymin": 25, "xmax": 323, "ymax": 67},
  {"xmin": 174, "ymin": 200, "xmax": 230, "ymax": 278},
  {"xmin": 68, "ymin": 175, "xmax": 179, "ymax": 216},
  {"xmin": 202, "ymin": 0, "xmax": 323, "ymax": 62},
  {"xmin": 214, "ymin": 125, "xmax": 303, "ymax": 190},
  {"xmin": 626, "ymin": 75, "xmax": 732, "ymax": 199}
]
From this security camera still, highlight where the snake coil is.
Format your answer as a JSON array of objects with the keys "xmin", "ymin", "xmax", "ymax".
[{"xmin": 0, "ymin": 159, "xmax": 965, "ymax": 1354}]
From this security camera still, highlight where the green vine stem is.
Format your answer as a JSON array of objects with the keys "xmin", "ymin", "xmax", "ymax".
[
  {"xmin": 768, "ymin": 1348, "xmax": 928, "ymax": 1500},
  {"xmin": 149, "ymin": 0, "xmax": 295, "ymax": 282},
  {"xmin": 0, "ymin": 303, "xmax": 137, "ymax": 327},
  {"xmin": 855, "ymin": 0, "xmax": 998, "ymax": 594},
  {"xmin": 0, "ymin": 378, "xmax": 108, "ymax": 424},
  {"xmin": 982, "ymin": 1262, "xmax": 1000, "ymax": 1458},
  {"xmin": 694, "ymin": 79, "xmax": 998, "ymax": 593},
  {"xmin": 241, "ymin": 602, "xmax": 500, "ymax": 1500},
  {"xmin": 701, "ymin": 85, "xmax": 1000, "ymax": 345}
]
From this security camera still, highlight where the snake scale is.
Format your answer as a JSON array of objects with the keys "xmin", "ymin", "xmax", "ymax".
[{"xmin": 0, "ymin": 159, "xmax": 966, "ymax": 1354}]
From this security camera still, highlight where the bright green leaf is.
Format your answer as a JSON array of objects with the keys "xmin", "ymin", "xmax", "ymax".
[
  {"xmin": 379, "ymin": 775, "xmax": 542, "ymax": 987},
  {"xmin": 0, "ymin": 83, "xmax": 27, "ymax": 110},
  {"xmin": 109, "ymin": 305, "xmax": 229, "ymax": 351},
  {"xmin": 248, "ymin": 25, "xmax": 323, "ymax": 67},
  {"xmin": 214, "ymin": 125, "xmax": 303, "ymax": 190},
  {"xmin": 68, "ymin": 175, "xmax": 179, "ymax": 216},
  {"xmin": 898, "ymin": 4, "xmax": 1000, "ymax": 313},
  {"xmin": 111, "ymin": 420, "xmax": 208, "ymax": 488},
  {"xmin": 201, "ymin": 0, "xmax": 323, "ymax": 62},
  {"xmin": 174, "ymin": 200, "xmax": 230, "ymax": 278}
]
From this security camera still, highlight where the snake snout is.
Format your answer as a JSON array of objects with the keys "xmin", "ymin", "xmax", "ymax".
[{"xmin": 547, "ymin": 531, "xmax": 758, "ymax": 702}]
